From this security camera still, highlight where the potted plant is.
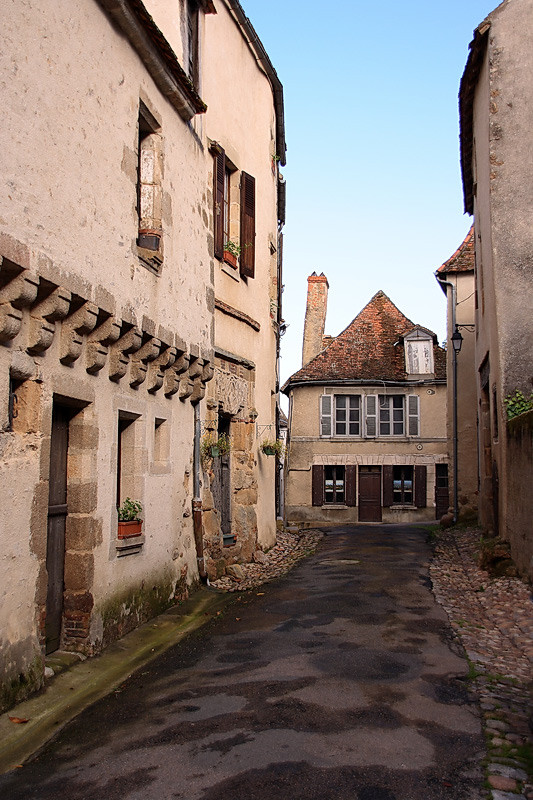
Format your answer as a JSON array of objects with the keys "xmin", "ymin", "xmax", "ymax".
[
  {"xmin": 117, "ymin": 497, "xmax": 143, "ymax": 538},
  {"xmin": 223, "ymin": 240, "xmax": 241, "ymax": 268},
  {"xmin": 260, "ymin": 439, "xmax": 284, "ymax": 457},
  {"xmin": 201, "ymin": 432, "xmax": 232, "ymax": 462}
]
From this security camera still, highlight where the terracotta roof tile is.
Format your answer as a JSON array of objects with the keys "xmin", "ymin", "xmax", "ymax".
[
  {"xmin": 285, "ymin": 291, "xmax": 446, "ymax": 389},
  {"xmin": 437, "ymin": 226, "xmax": 474, "ymax": 274}
]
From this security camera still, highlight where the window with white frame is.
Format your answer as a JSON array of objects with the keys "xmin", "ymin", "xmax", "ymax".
[
  {"xmin": 320, "ymin": 394, "xmax": 361, "ymax": 436},
  {"xmin": 321, "ymin": 392, "xmax": 419, "ymax": 438},
  {"xmin": 379, "ymin": 395, "xmax": 404, "ymax": 435}
]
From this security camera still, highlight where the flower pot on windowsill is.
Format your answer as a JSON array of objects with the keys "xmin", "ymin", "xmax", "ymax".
[
  {"xmin": 117, "ymin": 520, "xmax": 143, "ymax": 539},
  {"xmin": 223, "ymin": 250, "xmax": 238, "ymax": 268}
]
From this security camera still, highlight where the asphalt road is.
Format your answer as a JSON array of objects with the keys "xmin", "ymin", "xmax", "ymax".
[{"xmin": 0, "ymin": 524, "xmax": 485, "ymax": 800}]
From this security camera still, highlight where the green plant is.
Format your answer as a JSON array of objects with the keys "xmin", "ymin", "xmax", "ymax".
[
  {"xmin": 260, "ymin": 439, "xmax": 284, "ymax": 457},
  {"xmin": 503, "ymin": 389, "xmax": 533, "ymax": 420},
  {"xmin": 224, "ymin": 240, "xmax": 241, "ymax": 257},
  {"xmin": 201, "ymin": 432, "xmax": 232, "ymax": 461},
  {"xmin": 117, "ymin": 497, "xmax": 143, "ymax": 522}
]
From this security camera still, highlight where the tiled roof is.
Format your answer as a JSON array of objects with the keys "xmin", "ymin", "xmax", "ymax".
[
  {"xmin": 284, "ymin": 290, "xmax": 446, "ymax": 390},
  {"xmin": 436, "ymin": 226, "xmax": 475, "ymax": 274}
]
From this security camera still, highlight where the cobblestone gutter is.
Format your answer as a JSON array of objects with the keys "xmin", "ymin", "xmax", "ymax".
[{"xmin": 430, "ymin": 527, "xmax": 533, "ymax": 800}]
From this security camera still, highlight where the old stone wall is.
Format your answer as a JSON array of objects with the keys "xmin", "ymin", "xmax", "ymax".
[{"xmin": 505, "ymin": 411, "xmax": 533, "ymax": 582}]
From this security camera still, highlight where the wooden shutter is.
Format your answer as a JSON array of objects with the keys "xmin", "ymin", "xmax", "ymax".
[
  {"xmin": 408, "ymin": 395, "xmax": 420, "ymax": 436},
  {"xmin": 414, "ymin": 465, "xmax": 427, "ymax": 508},
  {"xmin": 240, "ymin": 172, "xmax": 255, "ymax": 278},
  {"xmin": 213, "ymin": 146, "xmax": 225, "ymax": 260},
  {"xmin": 345, "ymin": 465, "xmax": 357, "ymax": 507},
  {"xmin": 312, "ymin": 465, "xmax": 324, "ymax": 506},
  {"xmin": 365, "ymin": 395, "xmax": 377, "ymax": 437},
  {"xmin": 382, "ymin": 464, "xmax": 394, "ymax": 507},
  {"xmin": 320, "ymin": 394, "xmax": 332, "ymax": 436}
]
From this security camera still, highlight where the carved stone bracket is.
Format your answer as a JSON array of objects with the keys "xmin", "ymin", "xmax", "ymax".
[
  {"xmin": 180, "ymin": 354, "xmax": 202, "ymax": 401},
  {"xmin": 86, "ymin": 316, "xmax": 121, "ymax": 375},
  {"xmin": 27, "ymin": 286, "xmax": 71, "ymax": 355},
  {"xmin": 190, "ymin": 357, "xmax": 214, "ymax": 405},
  {"xmin": 108, "ymin": 327, "xmax": 142, "ymax": 382},
  {"xmin": 0, "ymin": 271, "xmax": 39, "ymax": 343},
  {"xmin": 214, "ymin": 366, "xmax": 248, "ymax": 416},
  {"xmin": 147, "ymin": 344, "xmax": 177, "ymax": 394},
  {"xmin": 164, "ymin": 344, "xmax": 188, "ymax": 398},
  {"xmin": 129, "ymin": 337, "xmax": 161, "ymax": 388},
  {"xmin": 59, "ymin": 301, "xmax": 99, "ymax": 366}
]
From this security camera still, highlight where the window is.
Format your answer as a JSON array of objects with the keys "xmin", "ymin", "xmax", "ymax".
[
  {"xmin": 137, "ymin": 102, "xmax": 162, "ymax": 269},
  {"xmin": 335, "ymin": 395, "xmax": 360, "ymax": 435},
  {"xmin": 379, "ymin": 395, "xmax": 404, "ymax": 436},
  {"xmin": 312, "ymin": 464, "xmax": 356, "ymax": 506},
  {"xmin": 212, "ymin": 145, "xmax": 256, "ymax": 278},
  {"xmin": 322, "ymin": 393, "xmax": 419, "ymax": 437},
  {"xmin": 185, "ymin": 0, "xmax": 199, "ymax": 85},
  {"xmin": 393, "ymin": 466, "xmax": 413, "ymax": 504},
  {"xmin": 320, "ymin": 394, "xmax": 361, "ymax": 436},
  {"xmin": 404, "ymin": 329, "xmax": 434, "ymax": 375},
  {"xmin": 324, "ymin": 466, "xmax": 345, "ymax": 504}
]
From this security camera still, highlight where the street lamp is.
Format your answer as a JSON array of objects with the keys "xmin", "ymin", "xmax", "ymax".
[{"xmin": 451, "ymin": 326, "xmax": 463, "ymax": 353}]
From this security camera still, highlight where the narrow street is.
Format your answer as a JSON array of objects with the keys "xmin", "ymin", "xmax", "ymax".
[{"xmin": 0, "ymin": 525, "xmax": 484, "ymax": 800}]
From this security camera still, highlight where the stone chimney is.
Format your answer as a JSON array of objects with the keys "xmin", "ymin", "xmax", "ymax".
[{"xmin": 302, "ymin": 272, "xmax": 329, "ymax": 366}]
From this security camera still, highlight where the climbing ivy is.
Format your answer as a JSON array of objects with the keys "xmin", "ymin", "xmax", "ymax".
[{"xmin": 503, "ymin": 389, "xmax": 533, "ymax": 420}]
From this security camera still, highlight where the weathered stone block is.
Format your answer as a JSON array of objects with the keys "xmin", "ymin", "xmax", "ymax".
[
  {"xmin": 65, "ymin": 515, "xmax": 102, "ymax": 551},
  {"xmin": 64, "ymin": 551, "xmax": 94, "ymax": 592},
  {"xmin": 234, "ymin": 487, "xmax": 257, "ymax": 506},
  {"xmin": 68, "ymin": 482, "xmax": 97, "ymax": 513}
]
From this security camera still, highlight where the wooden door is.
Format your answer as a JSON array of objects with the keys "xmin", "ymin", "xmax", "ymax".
[
  {"xmin": 358, "ymin": 467, "xmax": 382, "ymax": 522},
  {"xmin": 45, "ymin": 406, "xmax": 69, "ymax": 654},
  {"xmin": 435, "ymin": 464, "xmax": 449, "ymax": 520}
]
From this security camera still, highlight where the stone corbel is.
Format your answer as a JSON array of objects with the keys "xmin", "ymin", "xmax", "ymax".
[
  {"xmin": 86, "ymin": 315, "xmax": 121, "ymax": 375},
  {"xmin": 108, "ymin": 326, "xmax": 142, "ymax": 382},
  {"xmin": 0, "ymin": 271, "xmax": 39, "ymax": 344},
  {"xmin": 181, "ymin": 353, "xmax": 202, "ymax": 402},
  {"xmin": 59, "ymin": 301, "xmax": 99, "ymax": 366},
  {"xmin": 129, "ymin": 337, "xmax": 161, "ymax": 388},
  {"xmin": 190, "ymin": 357, "xmax": 214, "ymax": 405},
  {"xmin": 163, "ymin": 343, "xmax": 189, "ymax": 398},
  {"xmin": 27, "ymin": 286, "xmax": 71, "ymax": 355},
  {"xmin": 147, "ymin": 345, "xmax": 177, "ymax": 394}
]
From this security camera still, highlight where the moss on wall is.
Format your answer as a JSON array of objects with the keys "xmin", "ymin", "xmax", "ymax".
[
  {"xmin": 97, "ymin": 567, "xmax": 194, "ymax": 649},
  {"xmin": 0, "ymin": 653, "xmax": 44, "ymax": 714}
]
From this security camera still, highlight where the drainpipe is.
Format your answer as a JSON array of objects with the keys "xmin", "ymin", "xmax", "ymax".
[
  {"xmin": 192, "ymin": 402, "xmax": 207, "ymax": 581},
  {"xmin": 436, "ymin": 275, "xmax": 459, "ymax": 523}
]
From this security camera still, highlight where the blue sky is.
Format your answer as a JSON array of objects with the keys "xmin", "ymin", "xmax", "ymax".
[{"xmin": 241, "ymin": 0, "xmax": 496, "ymax": 388}]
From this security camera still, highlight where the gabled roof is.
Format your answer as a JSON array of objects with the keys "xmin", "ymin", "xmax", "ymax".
[
  {"xmin": 283, "ymin": 290, "xmax": 446, "ymax": 392},
  {"xmin": 436, "ymin": 226, "xmax": 474, "ymax": 275}
]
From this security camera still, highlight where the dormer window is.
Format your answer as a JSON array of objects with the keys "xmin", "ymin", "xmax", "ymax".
[{"xmin": 403, "ymin": 328, "xmax": 434, "ymax": 376}]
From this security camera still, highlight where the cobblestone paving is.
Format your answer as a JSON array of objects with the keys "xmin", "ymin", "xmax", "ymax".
[
  {"xmin": 430, "ymin": 527, "xmax": 533, "ymax": 800},
  {"xmin": 211, "ymin": 528, "xmax": 324, "ymax": 591}
]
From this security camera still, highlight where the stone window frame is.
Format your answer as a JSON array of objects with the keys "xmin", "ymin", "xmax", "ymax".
[{"xmin": 136, "ymin": 100, "xmax": 163, "ymax": 275}]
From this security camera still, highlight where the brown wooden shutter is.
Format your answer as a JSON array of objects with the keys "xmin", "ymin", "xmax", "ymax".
[
  {"xmin": 345, "ymin": 465, "xmax": 356, "ymax": 507},
  {"xmin": 382, "ymin": 464, "xmax": 394, "ymax": 507},
  {"xmin": 414, "ymin": 465, "xmax": 427, "ymax": 508},
  {"xmin": 312, "ymin": 465, "xmax": 324, "ymax": 506},
  {"xmin": 213, "ymin": 146, "xmax": 225, "ymax": 260},
  {"xmin": 240, "ymin": 171, "xmax": 255, "ymax": 278}
]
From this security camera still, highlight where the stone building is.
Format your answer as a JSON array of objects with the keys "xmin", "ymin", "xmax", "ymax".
[
  {"xmin": 0, "ymin": 0, "xmax": 285, "ymax": 710},
  {"xmin": 283, "ymin": 276, "xmax": 448, "ymax": 526},
  {"xmin": 436, "ymin": 227, "xmax": 478, "ymax": 521},
  {"xmin": 459, "ymin": 0, "xmax": 533, "ymax": 580}
]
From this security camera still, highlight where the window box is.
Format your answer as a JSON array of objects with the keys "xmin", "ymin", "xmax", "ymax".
[
  {"xmin": 117, "ymin": 520, "xmax": 143, "ymax": 539},
  {"xmin": 223, "ymin": 250, "xmax": 238, "ymax": 269}
]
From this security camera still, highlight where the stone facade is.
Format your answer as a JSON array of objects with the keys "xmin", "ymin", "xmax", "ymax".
[
  {"xmin": 0, "ymin": 0, "xmax": 284, "ymax": 710},
  {"xmin": 436, "ymin": 228, "xmax": 478, "ymax": 521},
  {"xmin": 459, "ymin": 0, "xmax": 533, "ymax": 580},
  {"xmin": 283, "ymin": 283, "xmax": 448, "ymax": 526}
]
